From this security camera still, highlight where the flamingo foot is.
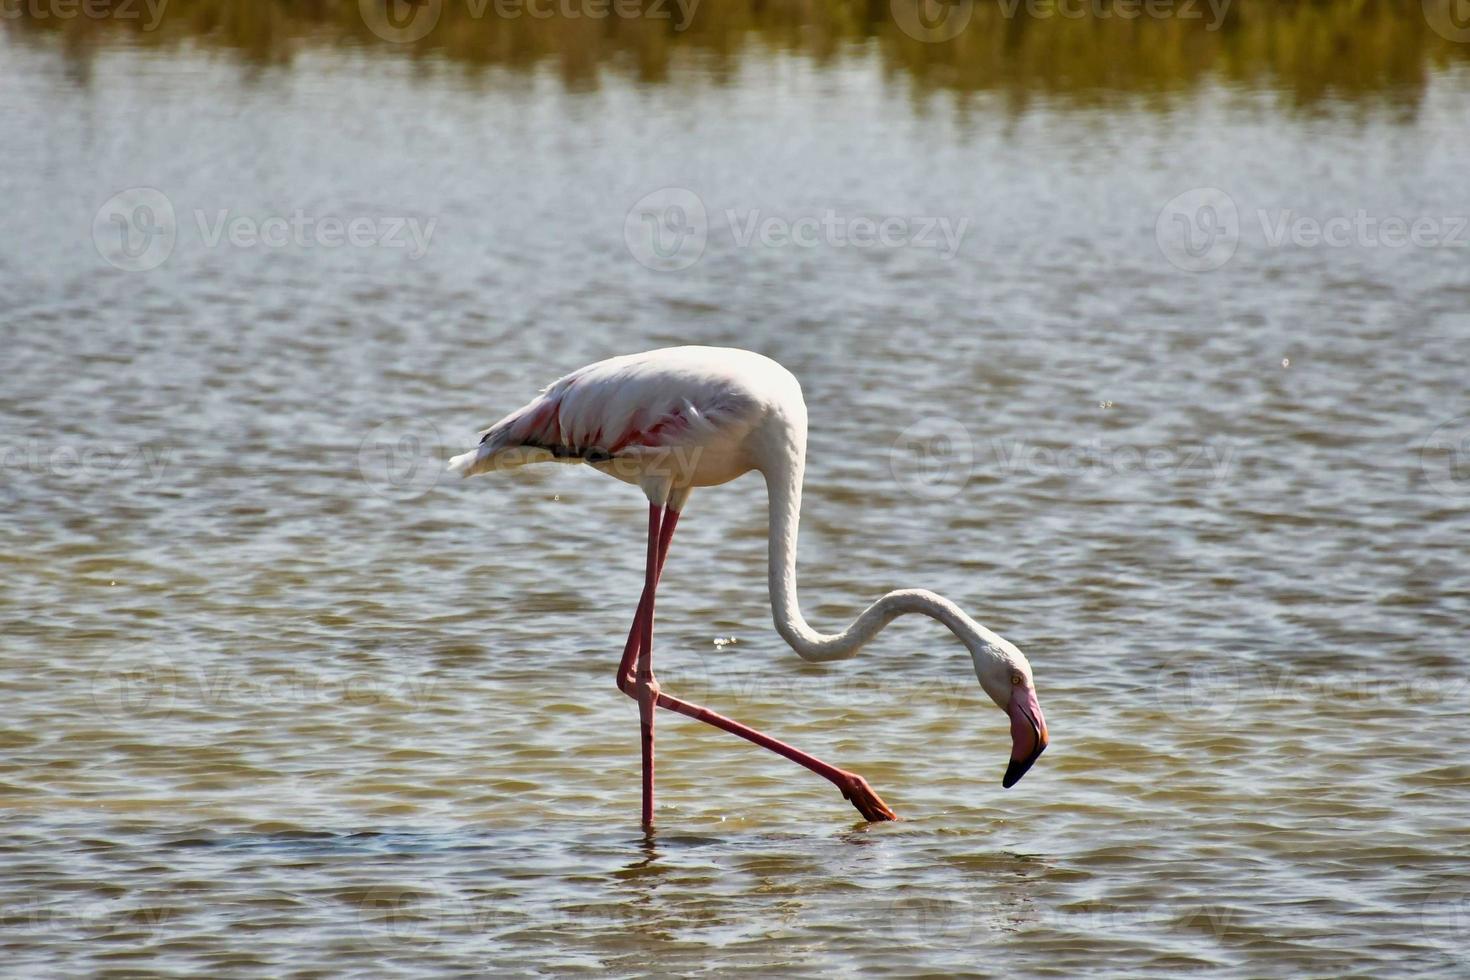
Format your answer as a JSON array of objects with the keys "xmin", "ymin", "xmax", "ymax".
[{"xmin": 836, "ymin": 771, "xmax": 898, "ymax": 822}]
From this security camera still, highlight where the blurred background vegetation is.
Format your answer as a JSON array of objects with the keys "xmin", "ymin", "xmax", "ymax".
[{"xmin": 6, "ymin": 0, "xmax": 1470, "ymax": 108}]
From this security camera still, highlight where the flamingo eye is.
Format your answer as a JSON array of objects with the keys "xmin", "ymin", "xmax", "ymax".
[{"xmin": 1010, "ymin": 673, "xmax": 1023, "ymax": 686}]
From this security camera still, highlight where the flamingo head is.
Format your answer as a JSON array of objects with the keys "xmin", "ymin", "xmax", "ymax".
[{"xmin": 969, "ymin": 637, "xmax": 1049, "ymax": 788}]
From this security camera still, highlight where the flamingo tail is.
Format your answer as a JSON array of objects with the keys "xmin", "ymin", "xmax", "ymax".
[{"xmin": 446, "ymin": 439, "xmax": 551, "ymax": 478}]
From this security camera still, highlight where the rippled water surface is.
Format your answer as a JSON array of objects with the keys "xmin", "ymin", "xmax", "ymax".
[{"xmin": 3, "ymin": 20, "xmax": 1470, "ymax": 978}]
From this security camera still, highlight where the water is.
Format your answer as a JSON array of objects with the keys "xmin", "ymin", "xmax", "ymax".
[{"xmin": 3, "ymin": 14, "xmax": 1470, "ymax": 977}]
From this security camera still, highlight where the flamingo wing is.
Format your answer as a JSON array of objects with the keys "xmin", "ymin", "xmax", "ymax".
[{"xmin": 451, "ymin": 348, "xmax": 762, "ymax": 477}]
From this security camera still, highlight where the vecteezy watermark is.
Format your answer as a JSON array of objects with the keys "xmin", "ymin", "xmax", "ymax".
[
  {"xmin": 1256, "ymin": 210, "xmax": 1469, "ymax": 250},
  {"xmin": 1155, "ymin": 187, "xmax": 1240, "ymax": 273},
  {"xmin": 624, "ymin": 186, "xmax": 969, "ymax": 271},
  {"xmin": 705, "ymin": 654, "xmax": 968, "ymax": 714},
  {"xmin": 1421, "ymin": 887, "xmax": 1470, "ymax": 956},
  {"xmin": 885, "ymin": 894, "xmax": 1247, "ymax": 946},
  {"xmin": 91, "ymin": 647, "xmax": 441, "ymax": 724},
  {"xmin": 0, "ymin": 898, "xmax": 174, "ymax": 942},
  {"xmin": 360, "ymin": 0, "xmax": 443, "ymax": 43},
  {"xmin": 889, "ymin": 0, "xmax": 974, "ymax": 42},
  {"xmin": 613, "ymin": 644, "xmax": 713, "ymax": 724},
  {"xmin": 998, "ymin": 0, "xmax": 1231, "ymax": 28},
  {"xmin": 890, "ymin": 0, "xmax": 1231, "ymax": 43},
  {"xmin": 359, "ymin": 0, "xmax": 700, "ymax": 44},
  {"xmin": 726, "ymin": 209, "xmax": 968, "ymax": 258},
  {"xmin": 736, "ymin": 668, "xmax": 971, "ymax": 716},
  {"xmin": 195, "ymin": 209, "xmax": 436, "ymax": 259},
  {"xmin": 992, "ymin": 439, "xmax": 1236, "ymax": 482},
  {"xmin": 615, "ymin": 647, "xmax": 971, "ymax": 726},
  {"xmin": 353, "ymin": 877, "xmax": 723, "ymax": 952},
  {"xmin": 0, "ymin": 0, "xmax": 170, "ymax": 31},
  {"xmin": 1, "ymin": 441, "xmax": 169, "ymax": 486},
  {"xmin": 91, "ymin": 645, "xmax": 182, "ymax": 722},
  {"xmin": 359, "ymin": 417, "xmax": 447, "ymax": 502},
  {"xmin": 354, "ymin": 882, "xmax": 459, "ymax": 951},
  {"xmin": 1424, "ymin": 0, "xmax": 1470, "ymax": 43},
  {"xmin": 93, "ymin": 187, "xmax": 177, "ymax": 272},
  {"xmin": 1157, "ymin": 187, "xmax": 1470, "ymax": 273},
  {"xmin": 1155, "ymin": 661, "xmax": 1469, "ymax": 725},
  {"xmin": 886, "ymin": 895, "xmax": 981, "ymax": 944},
  {"xmin": 1154, "ymin": 660, "xmax": 1242, "ymax": 724},
  {"xmin": 92, "ymin": 188, "xmax": 437, "ymax": 271},
  {"xmin": 624, "ymin": 186, "xmax": 708, "ymax": 272},
  {"xmin": 1421, "ymin": 416, "xmax": 1470, "ymax": 499},
  {"xmin": 890, "ymin": 418, "xmax": 1237, "ymax": 501},
  {"xmin": 890, "ymin": 416, "xmax": 975, "ymax": 501}
]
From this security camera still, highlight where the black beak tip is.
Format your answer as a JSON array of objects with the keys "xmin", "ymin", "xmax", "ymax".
[{"xmin": 1002, "ymin": 741, "xmax": 1046, "ymax": 789}]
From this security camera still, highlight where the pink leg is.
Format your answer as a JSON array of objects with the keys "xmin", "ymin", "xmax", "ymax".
[
  {"xmin": 615, "ymin": 504, "xmax": 680, "ymax": 832},
  {"xmin": 616, "ymin": 503, "xmax": 896, "ymax": 825},
  {"xmin": 654, "ymin": 690, "xmax": 897, "ymax": 822},
  {"xmin": 615, "ymin": 505, "xmax": 679, "ymax": 691}
]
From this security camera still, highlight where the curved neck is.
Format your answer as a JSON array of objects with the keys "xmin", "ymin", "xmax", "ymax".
[{"xmin": 763, "ymin": 454, "xmax": 1003, "ymax": 664}]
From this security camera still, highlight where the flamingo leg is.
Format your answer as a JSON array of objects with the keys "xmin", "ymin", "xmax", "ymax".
[
  {"xmin": 616, "ymin": 504, "xmax": 680, "ymax": 832},
  {"xmin": 616, "ymin": 502, "xmax": 895, "ymax": 825},
  {"xmin": 654, "ymin": 689, "xmax": 897, "ymax": 823}
]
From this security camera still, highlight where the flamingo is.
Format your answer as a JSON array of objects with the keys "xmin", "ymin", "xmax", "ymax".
[{"xmin": 447, "ymin": 346, "xmax": 1048, "ymax": 829}]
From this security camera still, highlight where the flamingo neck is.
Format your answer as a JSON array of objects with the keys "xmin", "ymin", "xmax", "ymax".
[{"xmin": 762, "ymin": 448, "xmax": 1007, "ymax": 666}]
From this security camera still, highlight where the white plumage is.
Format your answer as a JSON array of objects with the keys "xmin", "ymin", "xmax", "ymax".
[
  {"xmin": 447, "ymin": 346, "xmax": 795, "ymax": 494},
  {"xmin": 447, "ymin": 345, "xmax": 1048, "ymax": 828}
]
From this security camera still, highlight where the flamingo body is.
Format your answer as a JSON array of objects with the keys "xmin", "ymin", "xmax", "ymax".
[
  {"xmin": 449, "ymin": 346, "xmax": 796, "ymax": 492},
  {"xmin": 448, "ymin": 346, "xmax": 1048, "ymax": 829}
]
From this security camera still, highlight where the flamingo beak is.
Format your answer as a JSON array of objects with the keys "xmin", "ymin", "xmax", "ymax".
[{"xmin": 1002, "ymin": 685, "xmax": 1048, "ymax": 788}]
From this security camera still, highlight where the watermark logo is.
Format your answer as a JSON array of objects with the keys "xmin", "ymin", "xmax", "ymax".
[
  {"xmin": 1154, "ymin": 661, "xmax": 1241, "ymax": 724},
  {"xmin": 1424, "ymin": 0, "xmax": 1470, "ymax": 43},
  {"xmin": 997, "ymin": 0, "xmax": 1231, "ymax": 29},
  {"xmin": 616, "ymin": 647, "xmax": 971, "ymax": 723},
  {"xmin": 1158, "ymin": 187, "xmax": 1468, "ymax": 273},
  {"xmin": 890, "ymin": 0, "xmax": 974, "ymax": 42},
  {"xmin": 892, "ymin": 0, "xmax": 1233, "ymax": 42},
  {"xmin": 890, "ymin": 416, "xmax": 975, "ymax": 501},
  {"xmin": 360, "ymin": 0, "xmax": 443, "ymax": 43},
  {"xmin": 624, "ymin": 186, "xmax": 708, "ymax": 271},
  {"xmin": 93, "ymin": 646, "xmax": 441, "ymax": 727},
  {"xmin": 887, "ymin": 895, "xmax": 977, "ymax": 943},
  {"xmin": 1, "ymin": 441, "xmax": 170, "ymax": 486},
  {"xmin": 1421, "ymin": 887, "xmax": 1470, "ymax": 954},
  {"xmin": 1156, "ymin": 186, "xmax": 1239, "ymax": 273},
  {"xmin": 1257, "ymin": 210, "xmax": 1468, "ymax": 250},
  {"xmin": 992, "ymin": 439, "xmax": 1236, "ymax": 483},
  {"xmin": 889, "ymin": 420, "xmax": 1237, "ymax": 501},
  {"xmin": 359, "ymin": 0, "xmax": 700, "ymax": 41},
  {"xmin": 614, "ymin": 647, "xmax": 714, "ymax": 722},
  {"xmin": 93, "ymin": 187, "xmax": 177, "ymax": 272},
  {"xmin": 91, "ymin": 646, "xmax": 181, "ymax": 721},
  {"xmin": 1156, "ymin": 662, "xmax": 1467, "ymax": 727},
  {"xmin": 624, "ymin": 186, "xmax": 970, "ymax": 270},
  {"xmin": 2, "ymin": 898, "xmax": 174, "ymax": 941},
  {"xmin": 195, "ymin": 209, "xmax": 436, "ymax": 259},
  {"xmin": 93, "ymin": 188, "xmax": 437, "ymax": 271},
  {"xmin": 359, "ymin": 417, "xmax": 446, "ymax": 502},
  {"xmin": 727, "ymin": 209, "xmax": 968, "ymax": 258},
  {"xmin": 1, "ymin": 0, "xmax": 170, "ymax": 31},
  {"xmin": 1421, "ymin": 416, "xmax": 1470, "ymax": 499},
  {"xmin": 355, "ymin": 884, "xmax": 458, "ymax": 950}
]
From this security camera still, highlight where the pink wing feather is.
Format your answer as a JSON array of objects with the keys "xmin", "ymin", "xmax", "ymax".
[{"xmin": 454, "ymin": 349, "xmax": 758, "ymax": 475}]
